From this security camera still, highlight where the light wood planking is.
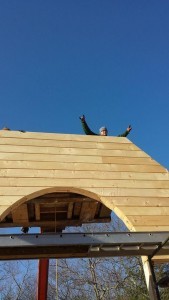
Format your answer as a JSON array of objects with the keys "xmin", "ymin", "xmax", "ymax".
[
  {"xmin": 152, "ymin": 256, "xmax": 169, "ymax": 264},
  {"xmin": 0, "ymin": 145, "xmax": 149, "ymax": 158},
  {"xmin": 0, "ymin": 187, "xmax": 169, "ymax": 198},
  {"xmin": 0, "ymin": 153, "xmax": 157, "ymax": 165},
  {"xmin": 0, "ymin": 152, "xmax": 103, "ymax": 163},
  {"xmin": 0, "ymin": 169, "xmax": 168, "ymax": 180},
  {"xmin": 103, "ymin": 156, "xmax": 158, "ymax": 165},
  {"xmin": 0, "ymin": 130, "xmax": 131, "ymax": 143},
  {"xmin": 0, "ymin": 178, "xmax": 169, "ymax": 189},
  {"xmin": 0, "ymin": 161, "xmax": 165, "ymax": 172},
  {"xmin": 88, "ymin": 188, "xmax": 169, "ymax": 197},
  {"xmin": 0, "ymin": 196, "xmax": 21, "ymax": 206},
  {"xmin": 133, "ymin": 226, "xmax": 169, "ymax": 231},
  {"xmin": 128, "ymin": 216, "xmax": 169, "ymax": 226},
  {"xmin": 120, "ymin": 206, "xmax": 169, "ymax": 216},
  {"xmin": 0, "ymin": 206, "xmax": 12, "ymax": 216},
  {"xmin": 102, "ymin": 197, "xmax": 169, "ymax": 207},
  {"xmin": 0, "ymin": 130, "xmax": 169, "ymax": 238},
  {"xmin": 0, "ymin": 137, "xmax": 140, "ymax": 150}
]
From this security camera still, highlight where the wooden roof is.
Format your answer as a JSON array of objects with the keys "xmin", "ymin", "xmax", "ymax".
[{"xmin": 0, "ymin": 130, "xmax": 169, "ymax": 233}]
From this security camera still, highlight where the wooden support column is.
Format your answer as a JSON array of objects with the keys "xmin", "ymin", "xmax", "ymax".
[
  {"xmin": 37, "ymin": 259, "xmax": 49, "ymax": 300},
  {"xmin": 141, "ymin": 256, "xmax": 161, "ymax": 300}
]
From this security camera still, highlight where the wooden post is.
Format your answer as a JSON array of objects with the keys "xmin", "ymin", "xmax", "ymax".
[{"xmin": 141, "ymin": 256, "xmax": 161, "ymax": 300}]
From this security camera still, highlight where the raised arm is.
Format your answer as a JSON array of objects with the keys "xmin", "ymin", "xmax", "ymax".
[
  {"xmin": 118, "ymin": 125, "xmax": 132, "ymax": 137},
  {"xmin": 79, "ymin": 115, "xmax": 98, "ymax": 135}
]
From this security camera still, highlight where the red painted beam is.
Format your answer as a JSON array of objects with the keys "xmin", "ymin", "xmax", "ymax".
[{"xmin": 37, "ymin": 259, "xmax": 49, "ymax": 300}]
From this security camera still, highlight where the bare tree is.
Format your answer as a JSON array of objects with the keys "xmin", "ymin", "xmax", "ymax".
[
  {"xmin": 48, "ymin": 216, "xmax": 169, "ymax": 300},
  {"xmin": 0, "ymin": 260, "xmax": 37, "ymax": 300},
  {"xmin": 1, "ymin": 215, "xmax": 169, "ymax": 299}
]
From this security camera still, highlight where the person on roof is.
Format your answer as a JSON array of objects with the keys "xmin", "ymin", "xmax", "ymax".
[{"xmin": 79, "ymin": 115, "xmax": 132, "ymax": 137}]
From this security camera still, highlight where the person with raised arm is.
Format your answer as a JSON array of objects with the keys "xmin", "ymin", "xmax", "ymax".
[{"xmin": 79, "ymin": 115, "xmax": 132, "ymax": 137}]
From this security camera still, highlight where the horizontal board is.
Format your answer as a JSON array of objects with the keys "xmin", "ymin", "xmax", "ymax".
[
  {"xmin": 103, "ymin": 197, "xmax": 169, "ymax": 207},
  {"xmin": 102, "ymin": 156, "xmax": 157, "ymax": 165},
  {"xmin": 0, "ymin": 161, "xmax": 165, "ymax": 172},
  {"xmin": 0, "ymin": 131, "xmax": 131, "ymax": 143},
  {"xmin": 0, "ymin": 145, "xmax": 148, "ymax": 158},
  {"xmin": 0, "ymin": 187, "xmax": 169, "ymax": 198},
  {"xmin": 0, "ymin": 169, "xmax": 168, "ymax": 181},
  {"xmin": 120, "ymin": 206, "xmax": 169, "ymax": 215},
  {"xmin": 0, "ymin": 153, "xmax": 157, "ymax": 165},
  {"xmin": 88, "ymin": 188, "xmax": 169, "ymax": 197},
  {"xmin": 0, "ymin": 196, "xmax": 22, "ymax": 205},
  {"xmin": 0, "ymin": 187, "xmax": 96, "ymax": 197},
  {"xmin": 128, "ymin": 215, "xmax": 169, "ymax": 226},
  {"xmin": 0, "ymin": 196, "xmax": 168, "ymax": 208},
  {"xmin": 0, "ymin": 206, "xmax": 11, "ymax": 218},
  {"xmin": 0, "ymin": 137, "xmax": 139, "ymax": 150},
  {"xmin": 0, "ymin": 153, "xmax": 102, "ymax": 163},
  {"xmin": 152, "ymin": 256, "xmax": 169, "ymax": 263},
  {"xmin": 134, "ymin": 226, "xmax": 169, "ymax": 231},
  {"xmin": 0, "ymin": 178, "xmax": 169, "ymax": 188}
]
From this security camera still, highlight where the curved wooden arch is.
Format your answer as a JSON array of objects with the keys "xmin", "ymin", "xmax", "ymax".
[
  {"xmin": 0, "ymin": 130, "xmax": 169, "ymax": 232},
  {"xmin": 0, "ymin": 186, "xmax": 134, "ymax": 231},
  {"xmin": 0, "ymin": 186, "xmax": 101, "ymax": 221}
]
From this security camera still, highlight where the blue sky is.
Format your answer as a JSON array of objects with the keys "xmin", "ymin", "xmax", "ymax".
[{"xmin": 0, "ymin": 1, "xmax": 168, "ymax": 169}]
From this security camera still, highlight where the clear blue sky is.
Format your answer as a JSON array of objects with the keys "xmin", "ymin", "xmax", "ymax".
[{"xmin": 0, "ymin": 1, "xmax": 168, "ymax": 169}]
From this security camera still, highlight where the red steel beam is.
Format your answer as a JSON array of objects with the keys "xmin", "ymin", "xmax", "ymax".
[{"xmin": 37, "ymin": 258, "xmax": 49, "ymax": 300}]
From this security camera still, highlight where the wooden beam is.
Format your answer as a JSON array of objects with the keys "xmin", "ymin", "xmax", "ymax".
[
  {"xmin": 0, "ymin": 160, "xmax": 165, "ymax": 172},
  {"xmin": 80, "ymin": 202, "xmax": 98, "ymax": 221},
  {"xmin": 142, "ymin": 256, "xmax": 161, "ymax": 300},
  {"xmin": 35, "ymin": 204, "xmax": 40, "ymax": 221},
  {"xmin": 67, "ymin": 203, "xmax": 74, "ymax": 219},
  {"xmin": 12, "ymin": 204, "xmax": 28, "ymax": 223}
]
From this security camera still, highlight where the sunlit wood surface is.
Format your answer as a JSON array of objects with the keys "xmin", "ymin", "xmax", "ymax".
[{"xmin": 0, "ymin": 129, "xmax": 168, "ymax": 233}]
